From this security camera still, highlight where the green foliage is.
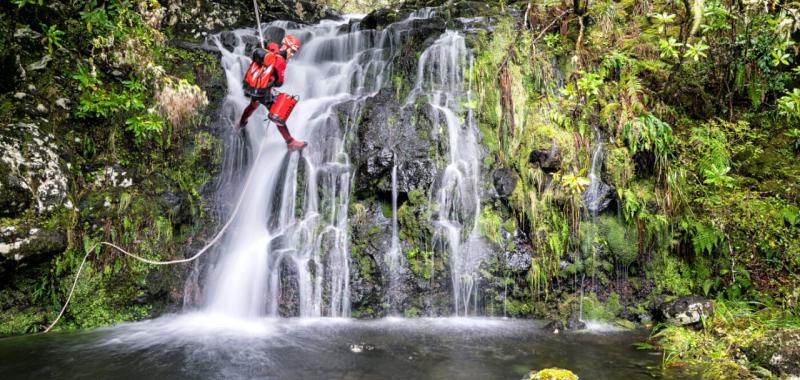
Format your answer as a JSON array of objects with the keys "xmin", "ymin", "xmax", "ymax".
[
  {"xmin": 621, "ymin": 115, "xmax": 673, "ymax": 173},
  {"xmin": 10, "ymin": 0, "xmax": 42, "ymax": 8},
  {"xmin": 581, "ymin": 292, "xmax": 622, "ymax": 321},
  {"xmin": 40, "ymin": 24, "xmax": 64, "ymax": 54},
  {"xmin": 125, "ymin": 113, "xmax": 165, "ymax": 146},
  {"xmin": 478, "ymin": 206, "xmax": 503, "ymax": 245},
  {"xmin": 561, "ymin": 170, "xmax": 590, "ymax": 194},
  {"xmin": 785, "ymin": 128, "xmax": 800, "ymax": 152},
  {"xmin": 777, "ymin": 88, "xmax": 800, "ymax": 121}
]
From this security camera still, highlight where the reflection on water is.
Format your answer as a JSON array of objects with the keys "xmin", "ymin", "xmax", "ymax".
[{"xmin": 0, "ymin": 315, "xmax": 698, "ymax": 380}]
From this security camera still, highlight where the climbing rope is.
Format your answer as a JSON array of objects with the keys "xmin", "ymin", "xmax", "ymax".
[
  {"xmin": 41, "ymin": 138, "xmax": 267, "ymax": 333},
  {"xmin": 253, "ymin": 0, "xmax": 265, "ymax": 49}
]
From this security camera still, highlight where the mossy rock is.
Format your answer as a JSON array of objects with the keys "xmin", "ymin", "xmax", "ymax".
[{"xmin": 526, "ymin": 368, "xmax": 579, "ymax": 380}]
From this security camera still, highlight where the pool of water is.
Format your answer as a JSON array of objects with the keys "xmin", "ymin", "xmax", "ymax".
[{"xmin": 0, "ymin": 314, "xmax": 697, "ymax": 379}]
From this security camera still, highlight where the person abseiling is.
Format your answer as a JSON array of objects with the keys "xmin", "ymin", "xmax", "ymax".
[{"xmin": 238, "ymin": 35, "xmax": 307, "ymax": 151}]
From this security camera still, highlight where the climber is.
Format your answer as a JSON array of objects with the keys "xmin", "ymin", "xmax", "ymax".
[{"xmin": 238, "ymin": 35, "xmax": 307, "ymax": 151}]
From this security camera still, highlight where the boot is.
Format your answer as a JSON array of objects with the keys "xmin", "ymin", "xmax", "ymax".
[{"xmin": 286, "ymin": 138, "xmax": 307, "ymax": 151}]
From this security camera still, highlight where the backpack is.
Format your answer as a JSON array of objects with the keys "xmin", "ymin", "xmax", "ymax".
[{"xmin": 243, "ymin": 49, "xmax": 279, "ymax": 98}]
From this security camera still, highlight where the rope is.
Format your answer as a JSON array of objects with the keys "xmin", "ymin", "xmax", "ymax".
[
  {"xmin": 41, "ymin": 138, "xmax": 267, "ymax": 333},
  {"xmin": 253, "ymin": 0, "xmax": 265, "ymax": 49}
]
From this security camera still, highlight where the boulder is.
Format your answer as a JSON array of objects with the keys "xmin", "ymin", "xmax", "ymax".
[
  {"xmin": 746, "ymin": 329, "xmax": 800, "ymax": 378},
  {"xmin": 492, "ymin": 167, "xmax": 518, "ymax": 199},
  {"xmin": 0, "ymin": 224, "xmax": 66, "ymax": 267},
  {"xmin": 657, "ymin": 296, "xmax": 713, "ymax": 326},
  {"xmin": 529, "ymin": 142, "xmax": 561, "ymax": 173}
]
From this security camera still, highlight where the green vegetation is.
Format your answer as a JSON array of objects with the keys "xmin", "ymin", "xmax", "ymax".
[
  {"xmin": 0, "ymin": 0, "xmax": 221, "ymax": 334},
  {"xmin": 471, "ymin": 1, "xmax": 800, "ymax": 377}
]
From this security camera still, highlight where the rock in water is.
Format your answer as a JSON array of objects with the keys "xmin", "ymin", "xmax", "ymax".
[
  {"xmin": 657, "ymin": 295, "xmax": 713, "ymax": 326},
  {"xmin": 524, "ymin": 368, "xmax": 579, "ymax": 380}
]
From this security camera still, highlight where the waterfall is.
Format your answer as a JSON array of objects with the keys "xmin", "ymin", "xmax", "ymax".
[
  {"xmin": 200, "ymin": 16, "xmax": 389, "ymax": 318},
  {"xmin": 408, "ymin": 32, "xmax": 485, "ymax": 316},
  {"xmin": 385, "ymin": 164, "xmax": 403, "ymax": 313},
  {"xmin": 582, "ymin": 128, "xmax": 604, "ymax": 296}
]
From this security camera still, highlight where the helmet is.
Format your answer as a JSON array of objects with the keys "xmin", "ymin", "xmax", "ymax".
[{"xmin": 282, "ymin": 35, "xmax": 300, "ymax": 51}]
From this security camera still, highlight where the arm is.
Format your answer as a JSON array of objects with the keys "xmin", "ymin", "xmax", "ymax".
[{"xmin": 272, "ymin": 57, "xmax": 286, "ymax": 87}]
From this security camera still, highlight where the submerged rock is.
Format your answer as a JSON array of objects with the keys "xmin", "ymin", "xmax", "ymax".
[{"xmin": 657, "ymin": 296, "xmax": 713, "ymax": 326}]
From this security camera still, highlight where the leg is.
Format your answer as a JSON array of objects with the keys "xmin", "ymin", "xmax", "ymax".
[
  {"xmin": 275, "ymin": 123, "xmax": 307, "ymax": 151},
  {"xmin": 238, "ymin": 99, "xmax": 260, "ymax": 128}
]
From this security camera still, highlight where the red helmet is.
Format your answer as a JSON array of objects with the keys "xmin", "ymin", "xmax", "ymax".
[{"xmin": 282, "ymin": 35, "xmax": 300, "ymax": 51}]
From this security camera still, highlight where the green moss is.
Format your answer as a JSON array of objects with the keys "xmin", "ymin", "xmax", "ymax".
[
  {"xmin": 528, "ymin": 368, "xmax": 579, "ymax": 380},
  {"xmin": 580, "ymin": 292, "xmax": 621, "ymax": 321}
]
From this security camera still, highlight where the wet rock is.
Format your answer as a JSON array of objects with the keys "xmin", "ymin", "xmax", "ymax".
[
  {"xmin": 657, "ymin": 296, "xmax": 713, "ymax": 326},
  {"xmin": 582, "ymin": 181, "xmax": 614, "ymax": 213},
  {"xmin": 0, "ymin": 123, "xmax": 68, "ymax": 216},
  {"xmin": 566, "ymin": 313, "xmax": 587, "ymax": 330},
  {"xmin": 492, "ymin": 167, "xmax": 518, "ymax": 199},
  {"xmin": 349, "ymin": 90, "xmax": 441, "ymax": 196},
  {"xmin": 349, "ymin": 200, "xmax": 391, "ymax": 317},
  {"xmin": 529, "ymin": 142, "xmax": 561, "ymax": 173},
  {"xmin": 746, "ymin": 329, "xmax": 800, "ymax": 377}
]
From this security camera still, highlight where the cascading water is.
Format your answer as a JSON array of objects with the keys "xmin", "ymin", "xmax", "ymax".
[
  {"xmin": 202, "ymin": 18, "xmax": 371, "ymax": 318},
  {"xmin": 407, "ymin": 32, "xmax": 485, "ymax": 316},
  {"xmin": 385, "ymin": 164, "xmax": 403, "ymax": 313},
  {"xmin": 200, "ymin": 11, "xmax": 450, "ymax": 318}
]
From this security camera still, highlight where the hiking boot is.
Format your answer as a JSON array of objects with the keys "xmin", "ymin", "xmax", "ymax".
[{"xmin": 287, "ymin": 139, "xmax": 307, "ymax": 151}]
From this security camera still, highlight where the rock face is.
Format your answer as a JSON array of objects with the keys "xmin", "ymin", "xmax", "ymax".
[
  {"xmin": 349, "ymin": 90, "xmax": 443, "ymax": 196},
  {"xmin": 747, "ymin": 329, "xmax": 800, "ymax": 377},
  {"xmin": 0, "ymin": 123, "xmax": 68, "ymax": 216},
  {"xmin": 657, "ymin": 296, "xmax": 713, "ymax": 326},
  {"xmin": 167, "ymin": 0, "xmax": 339, "ymax": 40},
  {"xmin": 348, "ymin": 200, "xmax": 390, "ymax": 317},
  {"xmin": 0, "ymin": 123, "xmax": 69, "ymax": 271}
]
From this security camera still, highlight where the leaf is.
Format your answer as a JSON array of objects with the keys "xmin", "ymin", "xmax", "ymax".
[{"xmin": 781, "ymin": 205, "xmax": 799, "ymax": 226}]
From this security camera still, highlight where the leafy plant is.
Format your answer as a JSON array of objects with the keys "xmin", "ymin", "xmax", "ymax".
[
  {"xmin": 125, "ymin": 112, "xmax": 164, "ymax": 146},
  {"xmin": 702, "ymin": 164, "xmax": 735, "ymax": 189},
  {"xmin": 40, "ymin": 23, "xmax": 64, "ymax": 54},
  {"xmin": 659, "ymin": 38, "xmax": 682, "ymax": 60},
  {"xmin": 777, "ymin": 88, "xmax": 800, "ymax": 120},
  {"xmin": 561, "ymin": 169, "xmax": 591, "ymax": 194},
  {"xmin": 785, "ymin": 128, "xmax": 800, "ymax": 151},
  {"xmin": 684, "ymin": 41, "xmax": 709, "ymax": 61},
  {"xmin": 650, "ymin": 12, "xmax": 676, "ymax": 34}
]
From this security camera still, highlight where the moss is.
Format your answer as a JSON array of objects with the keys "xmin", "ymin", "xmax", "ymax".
[
  {"xmin": 478, "ymin": 205, "xmax": 503, "ymax": 245},
  {"xmin": 528, "ymin": 368, "xmax": 579, "ymax": 380},
  {"xmin": 580, "ymin": 292, "xmax": 621, "ymax": 321}
]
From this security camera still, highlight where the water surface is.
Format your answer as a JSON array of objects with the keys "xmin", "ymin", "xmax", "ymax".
[{"xmin": 0, "ymin": 315, "xmax": 697, "ymax": 379}]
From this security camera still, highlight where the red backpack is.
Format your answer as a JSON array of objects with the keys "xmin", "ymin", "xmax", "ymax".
[{"xmin": 243, "ymin": 49, "xmax": 279, "ymax": 97}]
